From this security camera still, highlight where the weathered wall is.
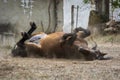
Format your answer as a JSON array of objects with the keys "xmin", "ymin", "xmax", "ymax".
[
  {"xmin": 0, "ymin": 0, "xmax": 63, "ymax": 47},
  {"xmin": 63, "ymin": 0, "xmax": 91, "ymax": 33},
  {"xmin": 0, "ymin": 0, "xmax": 63, "ymax": 33},
  {"xmin": 110, "ymin": 8, "xmax": 120, "ymax": 21},
  {"xmin": 55, "ymin": 0, "xmax": 63, "ymax": 31}
]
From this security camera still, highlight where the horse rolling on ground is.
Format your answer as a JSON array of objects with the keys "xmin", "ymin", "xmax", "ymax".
[{"xmin": 12, "ymin": 22, "xmax": 107, "ymax": 60}]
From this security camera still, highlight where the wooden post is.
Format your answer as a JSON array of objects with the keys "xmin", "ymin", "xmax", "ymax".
[
  {"xmin": 76, "ymin": 5, "xmax": 79, "ymax": 28},
  {"xmin": 71, "ymin": 5, "xmax": 74, "ymax": 32}
]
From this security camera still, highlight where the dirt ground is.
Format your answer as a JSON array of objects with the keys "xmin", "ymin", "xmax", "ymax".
[{"xmin": 0, "ymin": 43, "xmax": 120, "ymax": 80}]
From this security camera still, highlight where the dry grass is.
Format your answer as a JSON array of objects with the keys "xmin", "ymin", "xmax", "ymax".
[{"xmin": 88, "ymin": 34, "xmax": 120, "ymax": 44}]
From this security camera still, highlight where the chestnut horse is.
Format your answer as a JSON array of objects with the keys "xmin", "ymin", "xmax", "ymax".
[{"xmin": 12, "ymin": 22, "xmax": 106, "ymax": 60}]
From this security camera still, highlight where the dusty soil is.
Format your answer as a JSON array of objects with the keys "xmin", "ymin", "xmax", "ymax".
[{"xmin": 0, "ymin": 43, "xmax": 120, "ymax": 80}]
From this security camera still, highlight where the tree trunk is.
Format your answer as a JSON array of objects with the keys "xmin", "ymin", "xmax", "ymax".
[{"xmin": 95, "ymin": 0, "xmax": 109, "ymax": 22}]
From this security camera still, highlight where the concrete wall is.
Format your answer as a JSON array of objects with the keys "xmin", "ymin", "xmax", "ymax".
[
  {"xmin": 56, "ymin": 0, "xmax": 63, "ymax": 31},
  {"xmin": 63, "ymin": 0, "xmax": 91, "ymax": 33},
  {"xmin": 110, "ymin": 8, "xmax": 120, "ymax": 21},
  {"xmin": 0, "ymin": 0, "xmax": 63, "ymax": 47},
  {"xmin": 0, "ymin": 0, "xmax": 63, "ymax": 34}
]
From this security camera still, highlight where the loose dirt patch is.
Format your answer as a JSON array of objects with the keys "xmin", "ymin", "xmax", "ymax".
[{"xmin": 0, "ymin": 44, "xmax": 120, "ymax": 80}]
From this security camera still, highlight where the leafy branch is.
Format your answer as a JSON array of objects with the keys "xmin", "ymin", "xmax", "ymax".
[
  {"xmin": 83, "ymin": 0, "xmax": 90, "ymax": 3},
  {"xmin": 112, "ymin": 0, "xmax": 120, "ymax": 8}
]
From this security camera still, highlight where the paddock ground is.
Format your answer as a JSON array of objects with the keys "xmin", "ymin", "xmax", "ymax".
[{"xmin": 0, "ymin": 43, "xmax": 120, "ymax": 80}]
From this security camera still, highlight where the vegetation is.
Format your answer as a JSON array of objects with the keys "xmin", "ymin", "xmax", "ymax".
[
  {"xmin": 83, "ymin": 0, "xmax": 120, "ymax": 8},
  {"xmin": 112, "ymin": 0, "xmax": 120, "ymax": 8},
  {"xmin": 83, "ymin": 0, "xmax": 90, "ymax": 3}
]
